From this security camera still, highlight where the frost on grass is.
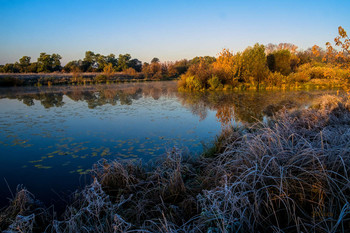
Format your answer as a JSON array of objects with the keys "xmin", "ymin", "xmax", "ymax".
[
  {"xmin": 52, "ymin": 178, "xmax": 132, "ymax": 232},
  {"xmin": 0, "ymin": 186, "xmax": 51, "ymax": 232}
]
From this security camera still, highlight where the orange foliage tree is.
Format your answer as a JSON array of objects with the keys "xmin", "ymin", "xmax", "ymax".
[
  {"xmin": 212, "ymin": 48, "xmax": 241, "ymax": 85},
  {"xmin": 325, "ymin": 26, "xmax": 350, "ymax": 65}
]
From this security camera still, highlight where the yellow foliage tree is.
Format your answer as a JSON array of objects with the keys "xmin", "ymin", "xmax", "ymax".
[
  {"xmin": 312, "ymin": 45, "xmax": 321, "ymax": 57},
  {"xmin": 212, "ymin": 48, "xmax": 240, "ymax": 84},
  {"xmin": 103, "ymin": 63, "xmax": 114, "ymax": 77},
  {"xmin": 325, "ymin": 26, "xmax": 350, "ymax": 64},
  {"xmin": 335, "ymin": 26, "xmax": 350, "ymax": 54}
]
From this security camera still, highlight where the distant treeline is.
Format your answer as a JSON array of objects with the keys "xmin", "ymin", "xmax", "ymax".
[
  {"xmin": 0, "ymin": 51, "xmax": 214, "ymax": 80},
  {"xmin": 1, "ymin": 26, "xmax": 349, "ymax": 88}
]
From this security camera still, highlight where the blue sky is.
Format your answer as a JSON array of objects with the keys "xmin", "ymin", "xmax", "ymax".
[{"xmin": 0, "ymin": 0, "xmax": 349, "ymax": 64}]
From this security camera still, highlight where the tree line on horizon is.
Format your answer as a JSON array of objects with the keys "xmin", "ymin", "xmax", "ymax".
[
  {"xmin": 0, "ymin": 51, "xmax": 210, "ymax": 80},
  {"xmin": 1, "ymin": 26, "xmax": 349, "ymax": 86}
]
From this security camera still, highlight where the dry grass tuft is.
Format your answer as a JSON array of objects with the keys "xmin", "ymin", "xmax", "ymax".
[{"xmin": 0, "ymin": 186, "xmax": 51, "ymax": 232}]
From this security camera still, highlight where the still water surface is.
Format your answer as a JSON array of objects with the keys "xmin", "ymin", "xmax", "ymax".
[{"xmin": 0, "ymin": 81, "xmax": 339, "ymax": 208}]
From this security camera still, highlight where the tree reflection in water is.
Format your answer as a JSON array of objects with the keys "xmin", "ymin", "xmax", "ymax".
[{"xmin": 0, "ymin": 81, "xmax": 339, "ymax": 126}]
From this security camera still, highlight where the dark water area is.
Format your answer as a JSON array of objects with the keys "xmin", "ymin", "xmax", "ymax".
[{"xmin": 0, "ymin": 81, "xmax": 340, "ymax": 210}]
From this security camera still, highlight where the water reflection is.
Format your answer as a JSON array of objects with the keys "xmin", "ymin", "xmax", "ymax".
[
  {"xmin": 0, "ymin": 81, "xmax": 339, "ymax": 209},
  {"xmin": 177, "ymin": 90, "xmax": 324, "ymax": 125},
  {"xmin": 0, "ymin": 81, "xmax": 337, "ymax": 125}
]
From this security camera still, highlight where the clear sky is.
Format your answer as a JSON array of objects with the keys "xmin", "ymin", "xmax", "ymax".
[{"xmin": 0, "ymin": 0, "xmax": 349, "ymax": 65}]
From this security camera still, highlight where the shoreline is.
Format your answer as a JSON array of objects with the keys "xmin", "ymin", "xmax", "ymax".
[{"xmin": 0, "ymin": 72, "xmax": 177, "ymax": 87}]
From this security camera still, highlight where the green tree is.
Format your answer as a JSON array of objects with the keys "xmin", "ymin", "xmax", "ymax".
[
  {"xmin": 36, "ymin": 53, "xmax": 61, "ymax": 72},
  {"xmin": 28, "ymin": 62, "xmax": 38, "ymax": 73},
  {"xmin": 37, "ymin": 53, "xmax": 52, "ymax": 72},
  {"xmin": 151, "ymin": 57, "xmax": 160, "ymax": 63},
  {"xmin": 128, "ymin": 58, "xmax": 142, "ymax": 72},
  {"xmin": 83, "ymin": 51, "xmax": 96, "ymax": 72},
  {"xmin": 106, "ymin": 54, "xmax": 118, "ymax": 67},
  {"xmin": 1, "ymin": 63, "xmax": 20, "ymax": 73},
  {"xmin": 190, "ymin": 56, "xmax": 216, "ymax": 65},
  {"xmin": 63, "ymin": 60, "xmax": 82, "ymax": 73},
  {"xmin": 95, "ymin": 54, "xmax": 107, "ymax": 71},
  {"xmin": 267, "ymin": 49, "xmax": 291, "ymax": 75},
  {"xmin": 19, "ymin": 56, "xmax": 31, "ymax": 72},
  {"xmin": 117, "ymin": 54, "xmax": 131, "ymax": 71},
  {"xmin": 51, "ymin": 54, "xmax": 62, "ymax": 71},
  {"xmin": 241, "ymin": 43, "xmax": 269, "ymax": 87}
]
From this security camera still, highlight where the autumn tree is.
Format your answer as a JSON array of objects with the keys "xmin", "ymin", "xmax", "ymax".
[
  {"xmin": 267, "ymin": 49, "xmax": 291, "ymax": 75},
  {"xmin": 265, "ymin": 43, "xmax": 298, "ymax": 54},
  {"xmin": 103, "ymin": 63, "xmax": 114, "ymax": 77},
  {"xmin": 212, "ymin": 48, "xmax": 240, "ymax": 84},
  {"xmin": 277, "ymin": 43, "xmax": 298, "ymax": 53},
  {"xmin": 325, "ymin": 26, "xmax": 350, "ymax": 65},
  {"xmin": 265, "ymin": 43, "xmax": 278, "ymax": 54},
  {"xmin": 241, "ymin": 43, "xmax": 269, "ymax": 86},
  {"xmin": 162, "ymin": 60, "xmax": 190, "ymax": 77},
  {"xmin": 334, "ymin": 26, "xmax": 350, "ymax": 54},
  {"xmin": 190, "ymin": 56, "xmax": 216, "ymax": 65},
  {"xmin": 106, "ymin": 54, "xmax": 118, "ymax": 67},
  {"xmin": 142, "ymin": 62, "xmax": 151, "ymax": 78},
  {"xmin": 173, "ymin": 59, "xmax": 190, "ymax": 75},
  {"xmin": 185, "ymin": 60, "xmax": 213, "ymax": 88}
]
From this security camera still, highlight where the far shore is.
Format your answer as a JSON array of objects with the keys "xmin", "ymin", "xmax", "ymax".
[
  {"xmin": 0, "ymin": 72, "xmax": 139, "ymax": 77},
  {"xmin": 0, "ymin": 72, "xmax": 144, "ymax": 79},
  {"xmin": 0, "ymin": 72, "xmax": 178, "ymax": 87}
]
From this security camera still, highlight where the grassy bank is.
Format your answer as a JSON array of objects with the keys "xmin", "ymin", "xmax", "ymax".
[{"xmin": 2, "ymin": 94, "xmax": 350, "ymax": 232}]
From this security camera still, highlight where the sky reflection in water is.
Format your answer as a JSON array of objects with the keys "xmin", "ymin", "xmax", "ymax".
[{"xmin": 0, "ymin": 81, "xmax": 339, "ymax": 207}]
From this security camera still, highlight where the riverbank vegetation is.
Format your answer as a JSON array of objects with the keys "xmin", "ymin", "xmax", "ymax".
[
  {"xmin": 1, "ymin": 93, "xmax": 350, "ymax": 232},
  {"xmin": 179, "ymin": 26, "xmax": 350, "ymax": 91}
]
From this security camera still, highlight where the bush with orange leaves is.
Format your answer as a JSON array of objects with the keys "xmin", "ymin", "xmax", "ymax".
[
  {"xmin": 178, "ymin": 60, "xmax": 216, "ymax": 90},
  {"xmin": 178, "ymin": 49, "xmax": 240, "ymax": 90}
]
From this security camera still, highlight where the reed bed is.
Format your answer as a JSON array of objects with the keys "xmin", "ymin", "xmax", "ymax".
[{"xmin": 2, "ymin": 94, "xmax": 350, "ymax": 232}]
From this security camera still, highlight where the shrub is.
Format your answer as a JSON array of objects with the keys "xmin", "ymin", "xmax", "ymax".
[
  {"xmin": 265, "ymin": 71, "xmax": 286, "ymax": 86},
  {"xmin": 123, "ymin": 67, "xmax": 137, "ymax": 76},
  {"xmin": 288, "ymin": 71, "xmax": 310, "ymax": 83},
  {"xmin": 208, "ymin": 75, "xmax": 223, "ymax": 90},
  {"xmin": 185, "ymin": 75, "xmax": 204, "ymax": 91},
  {"xmin": 94, "ymin": 74, "xmax": 107, "ymax": 83}
]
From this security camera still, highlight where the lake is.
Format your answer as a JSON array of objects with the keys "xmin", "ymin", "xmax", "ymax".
[{"xmin": 0, "ymin": 81, "xmax": 339, "ymax": 209}]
